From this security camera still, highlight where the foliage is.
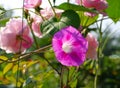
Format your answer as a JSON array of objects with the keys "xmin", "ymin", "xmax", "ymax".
[
  {"xmin": 106, "ymin": 0, "xmax": 120, "ymax": 22},
  {"xmin": 0, "ymin": 0, "xmax": 120, "ymax": 88}
]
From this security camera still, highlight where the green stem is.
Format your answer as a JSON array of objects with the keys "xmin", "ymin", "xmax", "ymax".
[
  {"xmin": 60, "ymin": 66, "xmax": 64, "ymax": 88},
  {"xmin": 16, "ymin": 2, "xmax": 24, "ymax": 86},
  {"xmin": 83, "ymin": 16, "xmax": 89, "ymax": 27},
  {"xmin": 84, "ymin": 17, "xmax": 109, "ymax": 29},
  {"xmin": 102, "ymin": 22, "xmax": 113, "ymax": 33},
  {"xmin": 0, "ymin": 8, "xmax": 22, "ymax": 17},
  {"xmin": 43, "ymin": 56, "xmax": 60, "ymax": 75},
  {"xmin": 66, "ymin": 67, "xmax": 69, "ymax": 87},
  {"xmin": 102, "ymin": 29, "xmax": 119, "ymax": 51},
  {"xmin": 67, "ymin": 0, "xmax": 70, "ymax": 3},
  {"xmin": 16, "ymin": 61, "xmax": 20, "ymax": 87},
  {"xmin": 67, "ymin": 67, "xmax": 76, "ymax": 83},
  {"xmin": 68, "ymin": 67, "xmax": 79, "ymax": 84},
  {"xmin": 48, "ymin": 0, "xmax": 56, "ymax": 17},
  {"xmin": 94, "ymin": 59, "xmax": 98, "ymax": 88},
  {"xmin": 0, "ymin": 7, "xmax": 46, "ymax": 22},
  {"xmin": 0, "ymin": 45, "xmax": 52, "ymax": 63},
  {"xmin": 101, "ymin": 22, "xmax": 118, "ymax": 51},
  {"xmin": 39, "ymin": 12, "xmax": 45, "ymax": 21},
  {"xmin": 28, "ymin": 20, "xmax": 39, "ymax": 48},
  {"xmin": 94, "ymin": 17, "xmax": 103, "ymax": 88},
  {"xmin": 2, "ymin": 8, "xmax": 22, "ymax": 12},
  {"xmin": 81, "ymin": 17, "xmax": 89, "ymax": 34},
  {"xmin": 34, "ymin": 7, "xmax": 45, "ymax": 21}
]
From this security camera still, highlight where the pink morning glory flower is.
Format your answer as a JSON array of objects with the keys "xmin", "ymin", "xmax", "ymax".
[
  {"xmin": 76, "ymin": 0, "xmax": 108, "ymax": 10},
  {"xmin": 31, "ymin": 7, "xmax": 63, "ymax": 38},
  {"xmin": 52, "ymin": 26, "xmax": 88, "ymax": 66},
  {"xmin": 24, "ymin": 0, "xmax": 42, "ymax": 9},
  {"xmin": 32, "ymin": 15, "xmax": 43, "ymax": 38},
  {"xmin": 75, "ymin": 0, "xmax": 108, "ymax": 17},
  {"xmin": 86, "ymin": 33, "xmax": 98, "ymax": 59},
  {"xmin": 0, "ymin": 18, "xmax": 33, "ymax": 53},
  {"xmin": 84, "ymin": 12, "xmax": 97, "ymax": 17},
  {"xmin": 40, "ymin": 7, "xmax": 63, "ymax": 19}
]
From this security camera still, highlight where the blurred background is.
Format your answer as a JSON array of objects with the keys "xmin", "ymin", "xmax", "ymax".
[{"xmin": 0, "ymin": 0, "xmax": 120, "ymax": 88}]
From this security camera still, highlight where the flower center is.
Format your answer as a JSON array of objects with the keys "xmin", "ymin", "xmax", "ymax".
[{"xmin": 62, "ymin": 41, "xmax": 72, "ymax": 53}]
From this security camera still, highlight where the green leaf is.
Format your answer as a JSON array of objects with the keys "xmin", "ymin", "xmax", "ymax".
[
  {"xmin": 41, "ymin": 10, "xmax": 80, "ymax": 37},
  {"xmin": 12, "ymin": 65, "xmax": 18, "ymax": 74},
  {"xmin": 106, "ymin": 0, "xmax": 120, "ymax": 22},
  {"xmin": 23, "ymin": 77, "xmax": 36, "ymax": 87},
  {"xmin": 0, "ymin": 6, "xmax": 5, "ymax": 11},
  {"xmin": 36, "ymin": 34, "xmax": 52, "ymax": 47},
  {"xmin": 3, "ymin": 63, "xmax": 13, "ymax": 74},
  {"xmin": 40, "ymin": 17, "xmax": 59, "ymax": 36},
  {"xmin": 109, "ymin": 54, "xmax": 120, "ymax": 59},
  {"xmin": 69, "ymin": 79, "xmax": 77, "ymax": 88},
  {"xmin": 0, "ymin": 56, "xmax": 8, "ymax": 63},
  {"xmin": 0, "ymin": 6, "xmax": 5, "ymax": 16},
  {"xmin": 37, "ymin": 10, "xmax": 81, "ymax": 50},
  {"xmin": 27, "ymin": 61, "xmax": 38, "ymax": 67},
  {"xmin": 0, "ymin": 18, "xmax": 9, "ymax": 27},
  {"xmin": 44, "ymin": 49, "xmax": 55, "ymax": 59},
  {"xmin": 56, "ymin": 2, "xmax": 94, "ymax": 12},
  {"xmin": 60, "ymin": 10, "xmax": 80, "ymax": 28},
  {"xmin": 77, "ymin": 12, "xmax": 98, "ymax": 27}
]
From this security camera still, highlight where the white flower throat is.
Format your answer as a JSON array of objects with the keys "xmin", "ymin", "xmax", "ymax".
[{"xmin": 62, "ymin": 41, "xmax": 72, "ymax": 53}]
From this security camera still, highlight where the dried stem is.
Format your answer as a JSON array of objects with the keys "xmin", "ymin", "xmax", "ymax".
[{"xmin": 0, "ymin": 45, "xmax": 52, "ymax": 63}]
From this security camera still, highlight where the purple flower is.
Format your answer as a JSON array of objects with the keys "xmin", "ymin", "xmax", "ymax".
[{"xmin": 52, "ymin": 26, "xmax": 88, "ymax": 66}]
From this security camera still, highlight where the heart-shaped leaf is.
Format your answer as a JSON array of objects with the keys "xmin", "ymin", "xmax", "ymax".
[
  {"xmin": 40, "ymin": 10, "xmax": 80, "ymax": 37},
  {"xmin": 55, "ymin": 2, "xmax": 95, "ymax": 12},
  {"xmin": 106, "ymin": 0, "xmax": 120, "ymax": 22}
]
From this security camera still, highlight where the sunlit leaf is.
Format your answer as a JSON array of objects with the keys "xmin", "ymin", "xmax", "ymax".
[
  {"xmin": 109, "ymin": 54, "xmax": 120, "ymax": 59},
  {"xmin": 36, "ymin": 34, "xmax": 52, "ymax": 47},
  {"xmin": 0, "ymin": 56, "xmax": 8, "ymax": 63},
  {"xmin": 27, "ymin": 61, "xmax": 38, "ymax": 68},
  {"xmin": 69, "ymin": 79, "xmax": 77, "ymax": 88},
  {"xmin": 3, "ymin": 63, "xmax": 13, "ymax": 74},
  {"xmin": 44, "ymin": 49, "xmax": 55, "ymax": 59},
  {"xmin": 77, "ymin": 12, "xmax": 98, "ymax": 27},
  {"xmin": 106, "ymin": 0, "xmax": 120, "ymax": 22},
  {"xmin": 0, "ymin": 18, "xmax": 9, "ymax": 27},
  {"xmin": 60, "ymin": 10, "xmax": 80, "ymax": 28},
  {"xmin": 44, "ymin": 70, "xmax": 54, "ymax": 78},
  {"xmin": 38, "ymin": 84, "xmax": 43, "ymax": 88},
  {"xmin": 41, "ymin": 10, "xmax": 80, "ymax": 37},
  {"xmin": 56, "ymin": 2, "xmax": 95, "ymax": 12},
  {"xmin": 12, "ymin": 65, "xmax": 18, "ymax": 74}
]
